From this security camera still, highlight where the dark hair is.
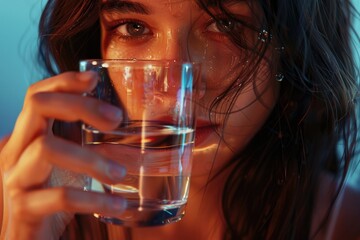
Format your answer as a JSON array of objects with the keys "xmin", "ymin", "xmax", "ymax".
[
  {"xmin": 212, "ymin": 0, "xmax": 359, "ymax": 239},
  {"xmin": 39, "ymin": 0, "xmax": 359, "ymax": 239},
  {"xmin": 39, "ymin": 0, "xmax": 101, "ymax": 75}
]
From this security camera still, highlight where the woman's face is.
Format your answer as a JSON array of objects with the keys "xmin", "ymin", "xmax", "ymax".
[{"xmin": 100, "ymin": 0, "xmax": 279, "ymax": 176}]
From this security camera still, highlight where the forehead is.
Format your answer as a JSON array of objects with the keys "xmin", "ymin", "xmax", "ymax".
[
  {"xmin": 101, "ymin": 0, "xmax": 194, "ymax": 6},
  {"xmin": 100, "ymin": 0, "xmax": 250, "ymax": 10},
  {"xmin": 100, "ymin": 0, "xmax": 254, "ymax": 17},
  {"xmin": 101, "ymin": 0, "xmax": 197, "ymax": 15}
]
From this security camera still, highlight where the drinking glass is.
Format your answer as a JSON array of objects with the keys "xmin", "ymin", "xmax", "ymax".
[{"xmin": 80, "ymin": 59, "xmax": 201, "ymax": 226}]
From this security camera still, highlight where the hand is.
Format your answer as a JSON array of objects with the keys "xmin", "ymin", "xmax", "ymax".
[{"xmin": 0, "ymin": 72, "xmax": 127, "ymax": 240}]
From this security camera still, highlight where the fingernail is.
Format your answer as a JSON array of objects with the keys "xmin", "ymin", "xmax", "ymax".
[
  {"xmin": 99, "ymin": 104, "xmax": 123, "ymax": 121},
  {"xmin": 110, "ymin": 197, "xmax": 127, "ymax": 212},
  {"xmin": 79, "ymin": 71, "xmax": 98, "ymax": 82},
  {"xmin": 108, "ymin": 161, "xmax": 126, "ymax": 180}
]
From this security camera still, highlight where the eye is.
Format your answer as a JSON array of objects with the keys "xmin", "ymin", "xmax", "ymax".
[
  {"xmin": 115, "ymin": 20, "xmax": 151, "ymax": 37},
  {"xmin": 206, "ymin": 18, "xmax": 235, "ymax": 33}
]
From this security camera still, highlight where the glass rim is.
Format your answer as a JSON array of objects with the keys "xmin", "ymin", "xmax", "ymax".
[{"xmin": 79, "ymin": 58, "xmax": 201, "ymax": 66}]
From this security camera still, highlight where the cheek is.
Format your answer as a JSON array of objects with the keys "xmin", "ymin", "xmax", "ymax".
[
  {"xmin": 102, "ymin": 39, "xmax": 155, "ymax": 60},
  {"xmin": 192, "ymin": 79, "xmax": 278, "ymax": 176},
  {"xmin": 197, "ymin": 60, "xmax": 279, "ymax": 146},
  {"xmin": 190, "ymin": 38, "xmax": 246, "ymax": 90},
  {"xmin": 219, "ymin": 68, "xmax": 279, "ymax": 149}
]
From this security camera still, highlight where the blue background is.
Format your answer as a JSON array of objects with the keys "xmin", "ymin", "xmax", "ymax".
[
  {"xmin": 0, "ymin": 0, "xmax": 43, "ymax": 137},
  {"xmin": 0, "ymin": 1, "xmax": 359, "ymax": 185}
]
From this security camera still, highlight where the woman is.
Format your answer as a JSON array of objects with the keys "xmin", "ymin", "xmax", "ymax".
[{"xmin": 1, "ymin": 0, "xmax": 359, "ymax": 239}]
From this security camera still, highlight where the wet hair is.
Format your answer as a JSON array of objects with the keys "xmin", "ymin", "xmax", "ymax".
[
  {"xmin": 39, "ymin": 0, "xmax": 101, "ymax": 75},
  {"xmin": 204, "ymin": 0, "xmax": 359, "ymax": 239},
  {"xmin": 39, "ymin": 0, "xmax": 359, "ymax": 239},
  {"xmin": 203, "ymin": 0, "xmax": 359, "ymax": 239}
]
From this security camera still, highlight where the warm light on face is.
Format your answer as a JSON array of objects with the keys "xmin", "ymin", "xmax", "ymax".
[{"xmin": 99, "ymin": 0, "xmax": 279, "ymax": 175}]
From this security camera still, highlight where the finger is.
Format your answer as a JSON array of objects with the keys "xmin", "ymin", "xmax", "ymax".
[
  {"xmin": 25, "ymin": 71, "xmax": 98, "ymax": 98},
  {"xmin": 11, "ymin": 187, "xmax": 127, "ymax": 221},
  {"xmin": 27, "ymin": 92, "xmax": 123, "ymax": 130},
  {"xmin": 6, "ymin": 211, "xmax": 74, "ymax": 240},
  {"xmin": 7, "ymin": 135, "xmax": 126, "ymax": 190},
  {"xmin": 2, "ymin": 92, "xmax": 122, "ymax": 170},
  {"xmin": 1, "ymin": 71, "xmax": 99, "ymax": 171}
]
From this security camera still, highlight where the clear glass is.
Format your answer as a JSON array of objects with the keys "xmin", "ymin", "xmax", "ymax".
[{"xmin": 80, "ymin": 59, "xmax": 201, "ymax": 226}]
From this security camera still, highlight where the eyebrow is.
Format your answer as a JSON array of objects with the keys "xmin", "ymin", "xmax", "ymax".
[{"xmin": 101, "ymin": 0, "xmax": 151, "ymax": 14}]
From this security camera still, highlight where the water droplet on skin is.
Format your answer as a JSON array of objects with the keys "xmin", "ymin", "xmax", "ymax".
[
  {"xmin": 167, "ymin": 30, "xmax": 174, "ymax": 40},
  {"xmin": 275, "ymin": 73, "xmax": 284, "ymax": 82},
  {"xmin": 167, "ymin": 0, "xmax": 173, "ymax": 13},
  {"xmin": 145, "ymin": 48, "xmax": 153, "ymax": 59},
  {"xmin": 230, "ymin": 56, "xmax": 240, "ymax": 67},
  {"xmin": 258, "ymin": 29, "xmax": 272, "ymax": 43}
]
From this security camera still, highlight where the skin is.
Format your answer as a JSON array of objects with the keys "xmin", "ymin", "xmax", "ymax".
[
  {"xmin": 0, "ymin": 0, "xmax": 279, "ymax": 239},
  {"xmin": 100, "ymin": 0, "xmax": 279, "ymax": 176}
]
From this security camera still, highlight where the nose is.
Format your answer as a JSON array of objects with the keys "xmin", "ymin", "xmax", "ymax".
[{"xmin": 159, "ymin": 29, "xmax": 191, "ymax": 62}]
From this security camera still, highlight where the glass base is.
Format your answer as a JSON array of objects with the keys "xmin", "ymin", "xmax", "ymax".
[{"xmin": 94, "ymin": 203, "xmax": 186, "ymax": 227}]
